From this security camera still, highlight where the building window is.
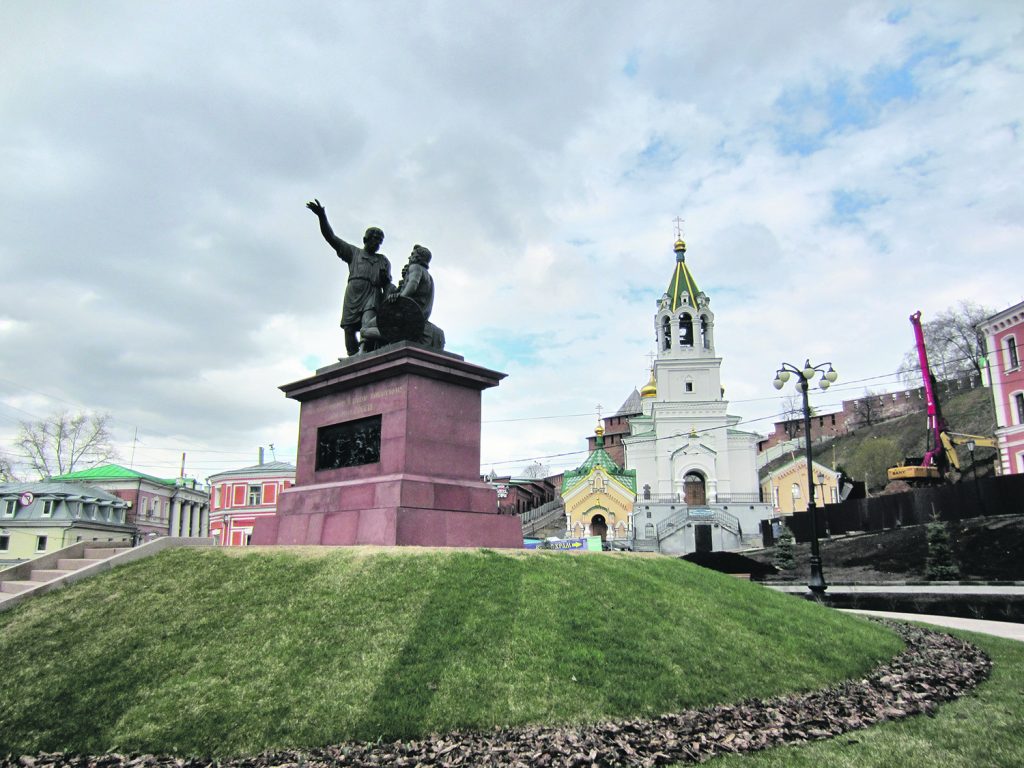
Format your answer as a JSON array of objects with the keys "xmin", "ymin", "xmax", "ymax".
[
  {"xmin": 1016, "ymin": 392, "xmax": 1024, "ymax": 425},
  {"xmin": 141, "ymin": 498, "xmax": 149, "ymax": 518},
  {"xmin": 214, "ymin": 486, "xmax": 222, "ymax": 508},
  {"xmin": 1008, "ymin": 337, "xmax": 1019, "ymax": 370},
  {"xmin": 152, "ymin": 499, "xmax": 161, "ymax": 518},
  {"xmin": 0, "ymin": 535, "xmax": 8, "ymax": 551},
  {"xmin": 3, "ymin": 500, "xmax": 15, "ymax": 517},
  {"xmin": 36, "ymin": 535, "xmax": 47, "ymax": 552},
  {"xmin": 41, "ymin": 499, "xmax": 54, "ymax": 517},
  {"xmin": 248, "ymin": 485, "xmax": 262, "ymax": 505},
  {"xmin": 685, "ymin": 381, "xmax": 694, "ymax": 392},
  {"xmin": 661, "ymin": 316, "xmax": 671, "ymax": 351}
]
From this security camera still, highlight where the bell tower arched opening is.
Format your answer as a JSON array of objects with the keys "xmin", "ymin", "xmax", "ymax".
[{"xmin": 678, "ymin": 313, "xmax": 693, "ymax": 348}]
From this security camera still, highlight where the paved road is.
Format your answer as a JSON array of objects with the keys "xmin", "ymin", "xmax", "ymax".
[
  {"xmin": 841, "ymin": 609, "xmax": 1024, "ymax": 642},
  {"xmin": 771, "ymin": 584, "xmax": 1024, "ymax": 595}
]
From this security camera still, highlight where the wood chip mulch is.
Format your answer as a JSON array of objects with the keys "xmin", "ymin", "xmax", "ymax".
[{"xmin": 3, "ymin": 621, "xmax": 991, "ymax": 768}]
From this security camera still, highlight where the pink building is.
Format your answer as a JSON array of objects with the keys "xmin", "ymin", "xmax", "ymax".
[
  {"xmin": 979, "ymin": 300, "xmax": 1024, "ymax": 475},
  {"xmin": 208, "ymin": 460, "xmax": 295, "ymax": 546}
]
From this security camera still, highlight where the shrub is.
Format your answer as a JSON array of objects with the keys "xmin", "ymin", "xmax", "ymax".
[
  {"xmin": 925, "ymin": 514, "xmax": 960, "ymax": 581},
  {"xmin": 774, "ymin": 525, "xmax": 796, "ymax": 571}
]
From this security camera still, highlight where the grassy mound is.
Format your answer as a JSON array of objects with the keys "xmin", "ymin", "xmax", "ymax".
[{"xmin": 0, "ymin": 547, "xmax": 901, "ymax": 757}]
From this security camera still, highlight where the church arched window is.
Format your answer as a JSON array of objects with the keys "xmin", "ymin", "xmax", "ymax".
[
  {"xmin": 678, "ymin": 313, "xmax": 693, "ymax": 347},
  {"xmin": 700, "ymin": 315, "xmax": 710, "ymax": 349},
  {"xmin": 661, "ymin": 316, "xmax": 671, "ymax": 351}
]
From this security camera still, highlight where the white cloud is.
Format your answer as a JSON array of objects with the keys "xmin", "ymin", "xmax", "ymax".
[{"xmin": 0, "ymin": 1, "xmax": 1021, "ymax": 482}]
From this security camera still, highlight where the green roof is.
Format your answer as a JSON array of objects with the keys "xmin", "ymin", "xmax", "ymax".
[
  {"xmin": 666, "ymin": 255, "xmax": 701, "ymax": 313},
  {"xmin": 561, "ymin": 445, "xmax": 637, "ymax": 495},
  {"xmin": 49, "ymin": 463, "xmax": 176, "ymax": 486}
]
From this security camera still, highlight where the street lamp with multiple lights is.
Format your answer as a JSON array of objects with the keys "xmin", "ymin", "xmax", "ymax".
[{"xmin": 773, "ymin": 359, "xmax": 838, "ymax": 594}]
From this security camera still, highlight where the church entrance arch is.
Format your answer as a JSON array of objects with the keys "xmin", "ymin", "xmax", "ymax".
[
  {"xmin": 590, "ymin": 513, "xmax": 608, "ymax": 541},
  {"xmin": 683, "ymin": 472, "xmax": 706, "ymax": 506}
]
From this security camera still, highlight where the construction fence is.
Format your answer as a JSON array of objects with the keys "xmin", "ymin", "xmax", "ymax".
[{"xmin": 781, "ymin": 473, "xmax": 1024, "ymax": 544}]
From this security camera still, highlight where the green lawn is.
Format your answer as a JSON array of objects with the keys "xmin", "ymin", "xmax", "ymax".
[
  {"xmin": 708, "ymin": 628, "xmax": 1024, "ymax": 768},
  {"xmin": 0, "ymin": 547, "xmax": 900, "ymax": 757}
]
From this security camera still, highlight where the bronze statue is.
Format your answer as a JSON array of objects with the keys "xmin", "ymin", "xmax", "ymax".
[
  {"xmin": 306, "ymin": 199, "xmax": 392, "ymax": 355},
  {"xmin": 389, "ymin": 245, "xmax": 434, "ymax": 319},
  {"xmin": 378, "ymin": 245, "xmax": 445, "ymax": 350}
]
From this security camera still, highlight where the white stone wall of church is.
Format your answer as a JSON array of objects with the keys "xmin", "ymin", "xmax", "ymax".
[
  {"xmin": 631, "ymin": 501, "xmax": 772, "ymax": 555},
  {"xmin": 725, "ymin": 437, "xmax": 762, "ymax": 496}
]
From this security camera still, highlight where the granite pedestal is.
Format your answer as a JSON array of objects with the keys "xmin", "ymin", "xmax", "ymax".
[{"xmin": 251, "ymin": 343, "xmax": 523, "ymax": 548}]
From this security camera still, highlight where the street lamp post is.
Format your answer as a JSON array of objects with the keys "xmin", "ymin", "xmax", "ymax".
[{"xmin": 774, "ymin": 359, "xmax": 838, "ymax": 594}]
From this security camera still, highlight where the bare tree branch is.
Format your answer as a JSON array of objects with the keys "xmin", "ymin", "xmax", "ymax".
[
  {"xmin": 520, "ymin": 461, "xmax": 550, "ymax": 479},
  {"xmin": 0, "ymin": 451, "xmax": 18, "ymax": 482},
  {"xmin": 899, "ymin": 301, "xmax": 994, "ymax": 385},
  {"xmin": 16, "ymin": 410, "xmax": 118, "ymax": 479},
  {"xmin": 851, "ymin": 389, "xmax": 880, "ymax": 428}
]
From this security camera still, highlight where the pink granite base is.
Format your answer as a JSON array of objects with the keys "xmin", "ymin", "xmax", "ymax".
[
  {"xmin": 252, "ymin": 505, "xmax": 523, "ymax": 548},
  {"xmin": 250, "ymin": 344, "xmax": 522, "ymax": 549}
]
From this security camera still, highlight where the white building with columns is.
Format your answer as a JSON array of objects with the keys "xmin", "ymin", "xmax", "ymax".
[
  {"xmin": 622, "ymin": 238, "xmax": 772, "ymax": 555},
  {"xmin": 51, "ymin": 463, "xmax": 210, "ymax": 540}
]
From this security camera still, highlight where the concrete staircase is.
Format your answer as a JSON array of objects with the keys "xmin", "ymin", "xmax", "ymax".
[
  {"xmin": 521, "ymin": 498, "xmax": 566, "ymax": 539},
  {"xmin": 0, "ymin": 537, "xmax": 213, "ymax": 613},
  {"xmin": 0, "ymin": 546, "xmax": 132, "ymax": 597}
]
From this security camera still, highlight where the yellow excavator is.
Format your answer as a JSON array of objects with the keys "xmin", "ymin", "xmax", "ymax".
[{"xmin": 886, "ymin": 311, "xmax": 995, "ymax": 484}]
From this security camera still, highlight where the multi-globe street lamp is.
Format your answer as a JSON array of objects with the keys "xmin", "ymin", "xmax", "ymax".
[{"xmin": 773, "ymin": 359, "xmax": 838, "ymax": 594}]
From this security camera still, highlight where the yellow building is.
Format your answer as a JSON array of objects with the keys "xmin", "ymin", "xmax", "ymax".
[
  {"xmin": 760, "ymin": 457, "xmax": 841, "ymax": 514},
  {"xmin": 561, "ymin": 426, "xmax": 637, "ymax": 541},
  {"xmin": 0, "ymin": 482, "xmax": 134, "ymax": 565}
]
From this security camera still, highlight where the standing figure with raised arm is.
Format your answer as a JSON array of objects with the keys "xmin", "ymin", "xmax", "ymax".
[{"xmin": 306, "ymin": 199, "xmax": 392, "ymax": 356}]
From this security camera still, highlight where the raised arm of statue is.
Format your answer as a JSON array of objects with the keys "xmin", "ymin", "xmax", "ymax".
[{"xmin": 306, "ymin": 199, "xmax": 353, "ymax": 262}]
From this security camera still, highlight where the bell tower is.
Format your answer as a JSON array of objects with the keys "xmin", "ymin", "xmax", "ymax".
[
  {"xmin": 654, "ymin": 238, "xmax": 716, "ymax": 358},
  {"xmin": 646, "ymin": 237, "xmax": 723, "ymax": 411}
]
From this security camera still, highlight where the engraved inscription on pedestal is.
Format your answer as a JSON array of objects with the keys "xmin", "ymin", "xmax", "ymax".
[{"xmin": 315, "ymin": 415, "xmax": 382, "ymax": 471}]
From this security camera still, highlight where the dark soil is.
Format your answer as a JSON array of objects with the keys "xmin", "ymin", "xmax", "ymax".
[{"xmin": 749, "ymin": 513, "xmax": 1024, "ymax": 583}]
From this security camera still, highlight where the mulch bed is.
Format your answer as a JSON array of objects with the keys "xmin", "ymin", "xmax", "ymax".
[{"xmin": 4, "ymin": 621, "xmax": 991, "ymax": 768}]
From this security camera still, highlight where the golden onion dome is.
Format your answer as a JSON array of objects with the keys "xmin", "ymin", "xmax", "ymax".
[
  {"xmin": 595, "ymin": 424, "xmax": 605, "ymax": 437},
  {"xmin": 640, "ymin": 369, "xmax": 657, "ymax": 399}
]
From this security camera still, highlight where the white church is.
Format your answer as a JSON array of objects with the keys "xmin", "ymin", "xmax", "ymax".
[{"xmin": 622, "ymin": 237, "xmax": 773, "ymax": 555}]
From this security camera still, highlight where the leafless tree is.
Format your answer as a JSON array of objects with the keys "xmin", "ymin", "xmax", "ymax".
[
  {"xmin": 0, "ymin": 451, "xmax": 18, "ymax": 482},
  {"xmin": 17, "ymin": 410, "xmax": 118, "ymax": 479},
  {"xmin": 898, "ymin": 301, "xmax": 994, "ymax": 385},
  {"xmin": 520, "ymin": 461, "xmax": 550, "ymax": 479},
  {"xmin": 850, "ymin": 389, "xmax": 880, "ymax": 429},
  {"xmin": 779, "ymin": 393, "xmax": 803, "ymax": 438}
]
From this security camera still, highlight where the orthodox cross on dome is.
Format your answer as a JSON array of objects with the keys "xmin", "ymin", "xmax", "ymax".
[
  {"xmin": 673, "ymin": 216, "xmax": 685, "ymax": 239},
  {"xmin": 596, "ymin": 403, "xmax": 603, "ymax": 422},
  {"xmin": 645, "ymin": 350, "xmax": 656, "ymax": 370}
]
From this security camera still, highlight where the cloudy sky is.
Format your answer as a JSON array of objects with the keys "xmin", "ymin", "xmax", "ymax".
[{"xmin": 1, "ymin": 1, "xmax": 1022, "ymax": 482}]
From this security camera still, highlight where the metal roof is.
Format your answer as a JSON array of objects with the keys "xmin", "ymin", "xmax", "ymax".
[{"xmin": 207, "ymin": 461, "xmax": 297, "ymax": 481}]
